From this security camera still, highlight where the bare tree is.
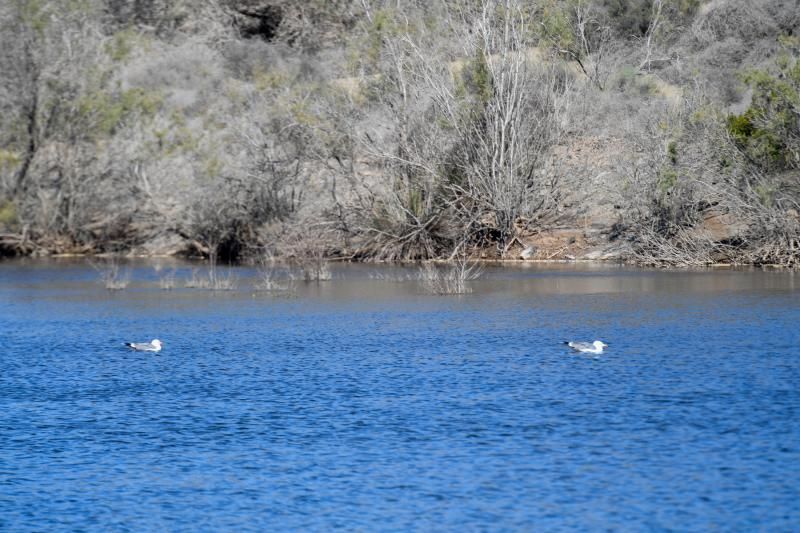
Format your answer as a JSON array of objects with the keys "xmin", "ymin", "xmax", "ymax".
[
  {"xmin": 639, "ymin": 0, "xmax": 665, "ymax": 73},
  {"xmin": 334, "ymin": 0, "xmax": 569, "ymax": 259},
  {"xmin": 433, "ymin": 0, "xmax": 569, "ymax": 255},
  {"xmin": 0, "ymin": 1, "xmax": 164, "ymax": 253},
  {"xmin": 326, "ymin": 4, "xmax": 463, "ymax": 260}
]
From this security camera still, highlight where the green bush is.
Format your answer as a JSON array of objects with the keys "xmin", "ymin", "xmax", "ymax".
[
  {"xmin": 466, "ymin": 46, "xmax": 492, "ymax": 108},
  {"xmin": 727, "ymin": 47, "xmax": 800, "ymax": 170},
  {"xmin": 667, "ymin": 140, "xmax": 678, "ymax": 164},
  {"xmin": 78, "ymin": 88, "xmax": 162, "ymax": 137},
  {"xmin": 602, "ymin": 0, "xmax": 653, "ymax": 37},
  {"xmin": 0, "ymin": 149, "xmax": 20, "ymax": 171},
  {"xmin": 755, "ymin": 183, "xmax": 775, "ymax": 207},
  {"xmin": 726, "ymin": 112, "xmax": 755, "ymax": 139},
  {"xmin": 537, "ymin": 0, "xmax": 576, "ymax": 52},
  {"xmin": 657, "ymin": 168, "xmax": 678, "ymax": 195},
  {"xmin": 0, "ymin": 200, "xmax": 18, "ymax": 230},
  {"xmin": 107, "ymin": 30, "xmax": 131, "ymax": 62}
]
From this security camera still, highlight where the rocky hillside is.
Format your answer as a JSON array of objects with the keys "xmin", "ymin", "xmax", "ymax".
[{"xmin": 0, "ymin": 0, "xmax": 798, "ymax": 266}]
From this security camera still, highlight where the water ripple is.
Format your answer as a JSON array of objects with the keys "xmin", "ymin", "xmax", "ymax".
[{"xmin": 1, "ymin": 263, "xmax": 799, "ymax": 530}]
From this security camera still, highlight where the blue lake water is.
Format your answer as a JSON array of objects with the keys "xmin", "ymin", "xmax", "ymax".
[{"xmin": 1, "ymin": 259, "xmax": 799, "ymax": 531}]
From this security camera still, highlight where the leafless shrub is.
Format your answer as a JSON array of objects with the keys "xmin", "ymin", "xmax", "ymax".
[
  {"xmin": 614, "ymin": 98, "xmax": 720, "ymax": 265},
  {"xmin": 254, "ymin": 255, "xmax": 295, "ymax": 291},
  {"xmin": 207, "ymin": 265, "xmax": 238, "ymax": 290},
  {"xmin": 330, "ymin": 1, "xmax": 570, "ymax": 260},
  {"xmin": 630, "ymin": 226, "xmax": 723, "ymax": 267},
  {"xmin": 614, "ymin": 80, "xmax": 800, "ymax": 268},
  {"xmin": 418, "ymin": 256, "xmax": 483, "ymax": 295},
  {"xmin": 255, "ymin": 269, "xmax": 292, "ymax": 291},
  {"xmin": 639, "ymin": 0, "xmax": 664, "ymax": 73},
  {"xmin": 691, "ymin": 0, "xmax": 777, "ymax": 45},
  {"xmin": 3, "ymin": 0, "xmax": 797, "ymax": 270},
  {"xmin": 94, "ymin": 259, "xmax": 130, "ymax": 290},
  {"xmin": 158, "ymin": 269, "xmax": 176, "ymax": 290},
  {"xmin": 275, "ymin": 226, "xmax": 337, "ymax": 281},
  {"xmin": 733, "ymin": 171, "xmax": 800, "ymax": 267},
  {"xmin": 295, "ymin": 250, "xmax": 332, "ymax": 282},
  {"xmin": 368, "ymin": 270, "xmax": 416, "ymax": 282},
  {"xmin": 537, "ymin": 0, "xmax": 616, "ymax": 90},
  {"xmin": 105, "ymin": 0, "xmax": 227, "ymax": 37},
  {"xmin": 325, "ymin": 21, "xmax": 461, "ymax": 260},
  {"xmin": 183, "ymin": 261, "xmax": 237, "ymax": 290},
  {"xmin": 187, "ymin": 172, "xmax": 297, "ymax": 264},
  {"xmin": 183, "ymin": 268, "xmax": 204, "ymax": 288},
  {"xmin": 222, "ymin": 38, "xmax": 287, "ymax": 79}
]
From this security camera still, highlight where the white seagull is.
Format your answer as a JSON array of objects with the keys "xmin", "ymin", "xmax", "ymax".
[
  {"xmin": 564, "ymin": 340, "xmax": 608, "ymax": 354},
  {"xmin": 125, "ymin": 339, "xmax": 162, "ymax": 352}
]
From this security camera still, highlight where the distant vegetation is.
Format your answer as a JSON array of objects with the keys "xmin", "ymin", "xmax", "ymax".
[{"xmin": 0, "ymin": 0, "xmax": 798, "ymax": 266}]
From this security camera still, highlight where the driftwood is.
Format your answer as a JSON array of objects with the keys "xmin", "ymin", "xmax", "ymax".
[{"xmin": 0, "ymin": 232, "xmax": 35, "ymax": 255}]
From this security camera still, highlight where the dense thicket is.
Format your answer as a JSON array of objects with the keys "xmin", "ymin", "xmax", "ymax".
[{"xmin": 0, "ymin": 0, "xmax": 798, "ymax": 265}]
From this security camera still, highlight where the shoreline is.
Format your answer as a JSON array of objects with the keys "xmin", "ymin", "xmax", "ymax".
[{"xmin": 1, "ymin": 252, "xmax": 793, "ymax": 270}]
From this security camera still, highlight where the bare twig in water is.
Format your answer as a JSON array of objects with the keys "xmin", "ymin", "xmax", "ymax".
[
  {"xmin": 157, "ymin": 269, "xmax": 176, "ymax": 290},
  {"xmin": 294, "ymin": 249, "xmax": 332, "ymax": 282},
  {"xmin": 368, "ymin": 270, "xmax": 416, "ymax": 282},
  {"xmin": 255, "ymin": 254, "xmax": 296, "ymax": 292},
  {"xmin": 184, "ymin": 259, "xmax": 237, "ymax": 290},
  {"xmin": 92, "ymin": 258, "xmax": 130, "ymax": 291},
  {"xmin": 419, "ymin": 255, "xmax": 483, "ymax": 295}
]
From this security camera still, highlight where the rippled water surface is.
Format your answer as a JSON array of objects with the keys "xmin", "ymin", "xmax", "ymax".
[{"xmin": 2, "ymin": 260, "xmax": 799, "ymax": 531}]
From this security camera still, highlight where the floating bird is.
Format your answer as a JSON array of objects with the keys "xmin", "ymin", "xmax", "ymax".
[
  {"xmin": 125, "ymin": 339, "xmax": 162, "ymax": 352},
  {"xmin": 564, "ymin": 340, "xmax": 608, "ymax": 354}
]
